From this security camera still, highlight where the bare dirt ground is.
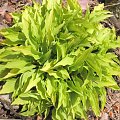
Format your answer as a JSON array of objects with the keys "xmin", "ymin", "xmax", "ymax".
[{"xmin": 0, "ymin": 0, "xmax": 120, "ymax": 120}]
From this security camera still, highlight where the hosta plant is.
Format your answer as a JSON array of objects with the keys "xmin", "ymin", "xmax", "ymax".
[{"xmin": 0, "ymin": 0, "xmax": 120, "ymax": 119}]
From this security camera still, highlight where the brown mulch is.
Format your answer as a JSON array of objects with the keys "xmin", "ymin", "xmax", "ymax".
[{"xmin": 0, "ymin": 0, "xmax": 120, "ymax": 120}]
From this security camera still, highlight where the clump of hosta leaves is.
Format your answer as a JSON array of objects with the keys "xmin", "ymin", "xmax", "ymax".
[{"xmin": 0, "ymin": 0, "xmax": 120, "ymax": 119}]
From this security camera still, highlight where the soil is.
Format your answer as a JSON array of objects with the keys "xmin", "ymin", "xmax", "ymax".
[{"xmin": 0, "ymin": 0, "xmax": 120, "ymax": 120}]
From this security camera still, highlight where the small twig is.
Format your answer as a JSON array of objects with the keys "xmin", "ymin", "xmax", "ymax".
[{"xmin": 105, "ymin": 2, "xmax": 120, "ymax": 8}]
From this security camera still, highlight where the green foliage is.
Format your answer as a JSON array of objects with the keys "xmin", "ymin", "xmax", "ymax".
[{"xmin": 0, "ymin": 0, "xmax": 120, "ymax": 119}]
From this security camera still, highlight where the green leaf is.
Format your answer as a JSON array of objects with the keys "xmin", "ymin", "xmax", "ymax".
[
  {"xmin": 67, "ymin": 0, "xmax": 79, "ymax": 10},
  {"xmin": 67, "ymin": 81, "xmax": 83, "ymax": 96},
  {"xmin": 39, "ymin": 50, "xmax": 51, "ymax": 63},
  {"xmin": 12, "ymin": 92, "xmax": 40, "ymax": 106},
  {"xmin": 12, "ymin": 93, "xmax": 40, "ymax": 112},
  {"xmin": 4, "ymin": 59, "xmax": 28, "ymax": 69},
  {"xmin": 11, "ymin": 46, "xmax": 40, "ymax": 60},
  {"xmin": 36, "ymin": 80, "xmax": 48, "ymax": 99},
  {"xmin": 11, "ymin": 12, "xmax": 21, "ymax": 23},
  {"xmin": 0, "ymin": 49, "xmax": 19, "ymax": 60},
  {"xmin": 22, "ymin": 8, "xmax": 38, "ymax": 50},
  {"xmin": 90, "ymin": 4, "xmax": 112, "ymax": 23},
  {"xmin": 86, "ymin": 54, "xmax": 102, "ymax": 78},
  {"xmin": 0, "ymin": 78, "xmax": 16, "ymax": 94},
  {"xmin": 57, "ymin": 81, "xmax": 68, "ymax": 109},
  {"xmin": 0, "ymin": 48, "xmax": 5, "ymax": 54},
  {"xmin": 3, "ymin": 68, "xmax": 19, "ymax": 79},
  {"xmin": 71, "ymin": 47, "xmax": 93, "ymax": 71},
  {"xmin": 46, "ymin": 77, "xmax": 57, "ymax": 105},
  {"xmin": 94, "ymin": 76, "xmax": 120, "ymax": 90},
  {"xmin": 56, "ymin": 43, "xmax": 67, "ymax": 61},
  {"xmin": 53, "ymin": 22, "xmax": 65, "ymax": 35},
  {"xmin": 76, "ymin": 103, "xmax": 87, "ymax": 120},
  {"xmin": 47, "ymin": 70, "xmax": 60, "ymax": 79},
  {"xmin": 59, "ymin": 68, "xmax": 70, "ymax": 79},
  {"xmin": 40, "ymin": 61, "xmax": 53, "ymax": 72},
  {"xmin": 45, "ymin": 9, "xmax": 54, "ymax": 44},
  {"xmin": 0, "ymin": 69, "xmax": 10, "ymax": 80},
  {"xmin": 0, "ymin": 65, "xmax": 6, "ymax": 74},
  {"xmin": 18, "ymin": 65, "xmax": 36, "ymax": 73},
  {"xmin": 12, "ymin": 71, "xmax": 35, "ymax": 98},
  {"xmin": 12, "ymin": 96, "xmax": 29, "ymax": 105},
  {"xmin": 22, "ymin": 8, "xmax": 30, "ymax": 39},
  {"xmin": 0, "ymin": 28, "xmax": 25, "ymax": 42},
  {"xmin": 24, "ymin": 75, "xmax": 40, "ymax": 93},
  {"xmin": 97, "ymin": 87, "xmax": 106, "ymax": 110},
  {"xmin": 48, "ymin": 68, "xmax": 70, "ymax": 79},
  {"xmin": 88, "ymin": 88, "xmax": 100, "ymax": 116},
  {"xmin": 54, "ymin": 56, "xmax": 74, "ymax": 68}
]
